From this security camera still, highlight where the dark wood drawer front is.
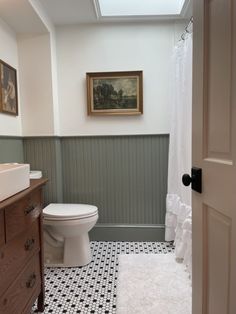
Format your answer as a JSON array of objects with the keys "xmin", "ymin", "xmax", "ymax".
[
  {"xmin": 0, "ymin": 219, "xmax": 40, "ymax": 292},
  {"xmin": 0, "ymin": 254, "xmax": 41, "ymax": 314},
  {"xmin": 5, "ymin": 189, "xmax": 41, "ymax": 241},
  {"xmin": 0, "ymin": 211, "xmax": 5, "ymax": 247}
]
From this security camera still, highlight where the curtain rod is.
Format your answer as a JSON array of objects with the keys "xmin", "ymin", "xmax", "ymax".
[{"xmin": 180, "ymin": 16, "xmax": 193, "ymax": 41}]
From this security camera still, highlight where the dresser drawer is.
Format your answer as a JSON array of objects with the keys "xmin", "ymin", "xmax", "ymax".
[
  {"xmin": 0, "ymin": 219, "xmax": 40, "ymax": 292},
  {"xmin": 0, "ymin": 211, "xmax": 5, "ymax": 247},
  {"xmin": 5, "ymin": 189, "xmax": 42, "ymax": 241},
  {"xmin": 0, "ymin": 254, "xmax": 41, "ymax": 314}
]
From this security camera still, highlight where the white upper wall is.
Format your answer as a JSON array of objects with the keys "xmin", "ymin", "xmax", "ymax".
[
  {"xmin": 0, "ymin": 2, "xmax": 186, "ymax": 137},
  {"xmin": 56, "ymin": 22, "xmax": 178, "ymax": 135},
  {"xmin": 17, "ymin": 0, "xmax": 59, "ymax": 136},
  {"xmin": 18, "ymin": 33, "xmax": 55, "ymax": 136},
  {"xmin": 0, "ymin": 0, "xmax": 59, "ymax": 137},
  {"xmin": 28, "ymin": 0, "xmax": 60, "ymax": 135},
  {"xmin": 0, "ymin": 17, "xmax": 22, "ymax": 136}
]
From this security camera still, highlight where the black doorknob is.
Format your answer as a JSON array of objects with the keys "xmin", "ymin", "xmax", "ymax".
[
  {"xmin": 182, "ymin": 174, "xmax": 192, "ymax": 186},
  {"xmin": 182, "ymin": 167, "xmax": 202, "ymax": 193}
]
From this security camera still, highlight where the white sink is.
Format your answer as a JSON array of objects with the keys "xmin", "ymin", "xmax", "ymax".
[{"xmin": 0, "ymin": 163, "xmax": 30, "ymax": 202}]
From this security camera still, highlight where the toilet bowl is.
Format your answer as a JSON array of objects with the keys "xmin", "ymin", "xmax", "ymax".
[{"xmin": 43, "ymin": 203, "xmax": 98, "ymax": 267}]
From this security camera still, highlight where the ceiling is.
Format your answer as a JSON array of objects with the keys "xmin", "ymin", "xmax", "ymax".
[
  {"xmin": 38, "ymin": 0, "xmax": 192, "ymax": 25},
  {"xmin": 0, "ymin": 0, "xmax": 192, "ymax": 35},
  {"xmin": 0, "ymin": 0, "xmax": 48, "ymax": 34},
  {"xmin": 38, "ymin": 0, "xmax": 98, "ymax": 25}
]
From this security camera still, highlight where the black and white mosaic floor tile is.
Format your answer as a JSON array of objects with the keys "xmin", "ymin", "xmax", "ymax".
[{"xmin": 32, "ymin": 241, "xmax": 174, "ymax": 314}]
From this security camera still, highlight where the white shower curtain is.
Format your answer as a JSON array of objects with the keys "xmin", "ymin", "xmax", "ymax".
[{"xmin": 165, "ymin": 34, "xmax": 192, "ymax": 275}]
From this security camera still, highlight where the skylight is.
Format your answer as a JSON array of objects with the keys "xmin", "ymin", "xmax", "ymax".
[{"xmin": 97, "ymin": 0, "xmax": 186, "ymax": 17}]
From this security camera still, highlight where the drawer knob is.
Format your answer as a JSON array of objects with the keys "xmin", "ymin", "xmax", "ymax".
[
  {"xmin": 26, "ymin": 273, "xmax": 36, "ymax": 289},
  {"xmin": 24, "ymin": 204, "xmax": 36, "ymax": 215},
  {"xmin": 24, "ymin": 238, "xmax": 35, "ymax": 251}
]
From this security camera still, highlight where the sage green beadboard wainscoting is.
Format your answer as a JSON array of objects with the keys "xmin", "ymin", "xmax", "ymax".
[
  {"xmin": 23, "ymin": 137, "xmax": 63, "ymax": 205},
  {"xmin": 0, "ymin": 136, "xmax": 24, "ymax": 163},
  {"xmin": 22, "ymin": 134, "xmax": 168, "ymax": 241},
  {"xmin": 61, "ymin": 135, "xmax": 169, "ymax": 241}
]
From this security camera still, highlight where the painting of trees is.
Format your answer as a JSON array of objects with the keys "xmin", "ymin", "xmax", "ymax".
[
  {"xmin": 93, "ymin": 78, "xmax": 137, "ymax": 110},
  {"xmin": 86, "ymin": 71, "xmax": 143, "ymax": 115}
]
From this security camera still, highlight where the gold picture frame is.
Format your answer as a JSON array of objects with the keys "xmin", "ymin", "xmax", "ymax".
[
  {"xmin": 0, "ymin": 59, "xmax": 18, "ymax": 116},
  {"xmin": 86, "ymin": 71, "xmax": 143, "ymax": 116}
]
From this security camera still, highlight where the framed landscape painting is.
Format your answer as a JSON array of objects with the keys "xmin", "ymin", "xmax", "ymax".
[
  {"xmin": 0, "ymin": 60, "xmax": 18, "ymax": 116},
  {"xmin": 86, "ymin": 71, "xmax": 143, "ymax": 116}
]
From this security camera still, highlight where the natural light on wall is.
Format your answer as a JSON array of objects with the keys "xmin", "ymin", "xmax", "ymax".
[{"xmin": 98, "ymin": 0, "xmax": 186, "ymax": 17}]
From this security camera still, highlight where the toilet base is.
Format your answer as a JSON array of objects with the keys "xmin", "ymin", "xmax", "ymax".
[
  {"xmin": 44, "ymin": 230, "xmax": 92, "ymax": 267},
  {"xmin": 64, "ymin": 233, "xmax": 92, "ymax": 267}
]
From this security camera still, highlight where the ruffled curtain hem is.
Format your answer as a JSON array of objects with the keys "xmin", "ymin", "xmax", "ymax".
[{"xmin": 165, "ymin": 193, "xmax": 192, "ymax": 277}]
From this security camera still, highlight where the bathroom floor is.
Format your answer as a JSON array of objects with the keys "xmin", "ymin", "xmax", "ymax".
[{"xmin": 32, "ymin": 241, "xmax": 174, "ymax": 314}]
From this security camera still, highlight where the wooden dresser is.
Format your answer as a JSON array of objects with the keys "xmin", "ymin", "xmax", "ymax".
[{"xmin": 0, "ymin": 178, "xmax": 47, "ymax": 314}]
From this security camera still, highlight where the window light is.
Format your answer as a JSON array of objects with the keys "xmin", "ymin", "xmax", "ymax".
[{"xmin": 97, "ymin": 0, "xmax": 186, "ymax": 17}]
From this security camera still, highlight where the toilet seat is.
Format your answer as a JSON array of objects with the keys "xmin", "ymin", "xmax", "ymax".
[{"xmin": 43, "ymin": 203, "xmax": 98, "ymax": 220}]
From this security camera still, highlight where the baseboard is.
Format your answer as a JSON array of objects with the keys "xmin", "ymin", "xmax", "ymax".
[{"xmin": 89, "ymin": 224, "xmax": 165, "ymax": 242}]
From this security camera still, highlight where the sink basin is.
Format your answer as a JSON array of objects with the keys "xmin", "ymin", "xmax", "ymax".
[{"xmin": 0, "ymin": 163, "xmax": 30, "ymax": 202}]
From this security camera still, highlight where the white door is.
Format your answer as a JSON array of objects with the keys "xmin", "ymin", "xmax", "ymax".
[{"xmin": 192, "ymin": 0, "xmax": 236, "ymax": 313}]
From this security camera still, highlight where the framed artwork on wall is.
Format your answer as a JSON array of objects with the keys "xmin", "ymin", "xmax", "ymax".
[
  {"xmin": 86, "ymin": 71, "xmax": 143, "ymax": 116},
  {"xmin": 0, "ymin": 59, "xmax": 18, "ymax": 116}
]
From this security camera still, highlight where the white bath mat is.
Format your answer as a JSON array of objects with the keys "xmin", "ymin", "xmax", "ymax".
[{"xmin": 117, "ymin": 253, "xmax": 192, "ymax": 314}]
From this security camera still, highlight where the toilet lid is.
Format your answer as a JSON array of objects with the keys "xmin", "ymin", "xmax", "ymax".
[{"xmin": 43, "ymin": 203, "xmax": 98, "ymax": 220}]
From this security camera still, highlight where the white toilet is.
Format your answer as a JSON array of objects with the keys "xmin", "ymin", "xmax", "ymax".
[{"xmin": 43, "ymin": 203, "xmax": 98, "ymax": 267}]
